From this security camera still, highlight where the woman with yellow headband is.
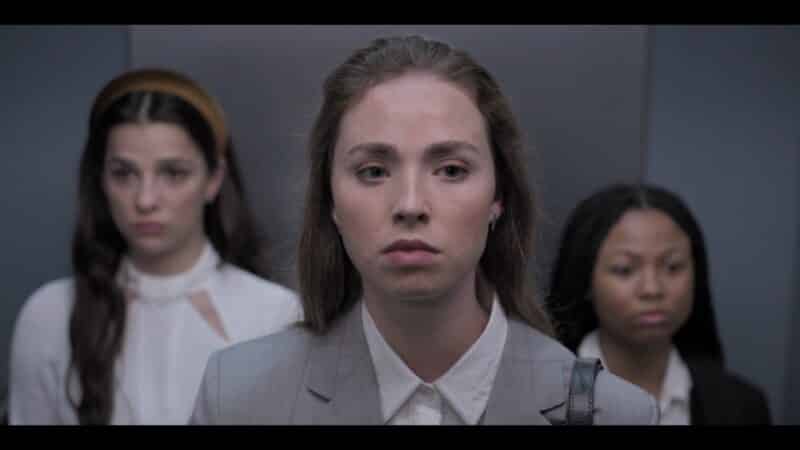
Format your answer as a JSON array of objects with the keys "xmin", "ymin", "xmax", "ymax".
[{"xmin": 8, "ymin": 68, "xmax": 302, "ymax": 424}]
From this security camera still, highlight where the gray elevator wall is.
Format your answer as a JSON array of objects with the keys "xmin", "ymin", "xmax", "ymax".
[
  {"xmin": 130, "ymin": 25, "xmax": 648, "ymax": 293},
  {"xmin": 0, "ymin": 25, "xmax": 129, "ymax": 409},
  {"xmin": 4, "ymin": 25, "xmax": 795, "ymax": 426},
  {"xmin": 644, "ymin": 25, "xmax": 800, "ymax": 424}
]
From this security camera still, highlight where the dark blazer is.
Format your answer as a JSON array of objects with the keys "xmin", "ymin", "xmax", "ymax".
[{"xmin": 688, "ymin": 359, "xmax": 771, "ymax": 425}]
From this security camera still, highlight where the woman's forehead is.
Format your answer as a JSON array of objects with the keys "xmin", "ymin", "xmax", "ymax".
[{"xmin": 334, "ymin": 73, "xmax": 488, "ymax": 157}]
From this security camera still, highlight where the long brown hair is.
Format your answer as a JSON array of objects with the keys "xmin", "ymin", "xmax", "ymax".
[
  {"xmin": 68, "ymin": 69, "xmax": 268, "ymax": 424},
  {"xmin": 298, "ymin": 35, "xmax": 553, "ymax": 336}
]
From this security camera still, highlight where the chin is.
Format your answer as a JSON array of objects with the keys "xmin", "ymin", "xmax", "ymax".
[
  {"xmin": 383, "ymin": 279, "xmax": 431, "ymax": 295},
  {"xmin": 632, "ymin": 332, "xmax": 675, "ymax": 349},
  {"xmin": 128, "ymin": 238, "xmax": 174, "ymax": 260},
  {"xmin": 392, "ymin": 289, "xmax": 440, "ymax": 303},
  {"xmin": 383, "ymin": 278, "xmax": 455, "ymax": 304}
]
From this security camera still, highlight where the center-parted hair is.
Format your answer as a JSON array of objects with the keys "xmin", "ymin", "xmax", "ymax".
[
  {"xmin": 545, "ymin": 182, "xmax": 725, "ymax": 366},
  {"xmin": 298, "ymin": 35, "xmax": 553, "ymax": 336},
  {"xmin": 69, "ymin": 68, "xmax": 269, "ymax": 424}
]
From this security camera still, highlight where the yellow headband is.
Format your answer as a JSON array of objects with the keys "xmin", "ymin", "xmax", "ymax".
[{"xmin": 91, "ymin": 68, "xmax": 228, "ymax": 156}]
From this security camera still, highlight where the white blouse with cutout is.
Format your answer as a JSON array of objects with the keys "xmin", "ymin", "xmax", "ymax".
[{"xmin": 8, "ymin": 243, "xmax": 302, "ymax": 425}]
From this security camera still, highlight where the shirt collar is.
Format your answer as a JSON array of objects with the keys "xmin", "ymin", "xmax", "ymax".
[
  {"xmin": 577, "ymin": 330, "xmax": 692, "ymax": 408},
  {"xmin": 117, "ymin": 241, "xmax": 219, "ymax": 305},
  {"xmin": 661, "ymin": 348, "xmax": 692, "ymax": 406},
  {"xmin": 362, "ymin": 297, "xmax": 508, "ymax": 425},
  {"xmin": 362, "ymin": 301, "xmax": 419, "ymax": 423},
  {"xmin": 576, "ymin": 329, "xmax": 605, "ymax": 364}
]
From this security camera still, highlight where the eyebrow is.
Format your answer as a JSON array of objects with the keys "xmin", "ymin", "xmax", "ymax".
[
  {"xmin": 345, "ymin": 140, "xmax": 482, "ymax": 160},
  {"xmin": 346, "ymin": 142, "xmax": 396, "ymax": 159},
  {"xmin": 425, "ymin": 140, "xmax": 482, "ymax": 159},
  {"xmin": 609, "ymin": 247, "xmax": 689, "ymax": 259},
  {"xmin": 105, "ymin": 156, "xmax": 195, "ymax": 167},
  {"xmin": 105, "ymin": 156, "xmax": 136, "ymax": 167}
]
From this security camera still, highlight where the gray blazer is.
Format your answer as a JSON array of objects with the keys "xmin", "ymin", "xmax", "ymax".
[{"xmin": 190, "ymin": 304, "xmax": 658, "ymax": 425}]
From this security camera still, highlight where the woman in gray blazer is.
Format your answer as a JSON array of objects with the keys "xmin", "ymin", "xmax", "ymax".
[{"xmin": 190, "ymin": 35, "xmax": 658, "ymax": 425}]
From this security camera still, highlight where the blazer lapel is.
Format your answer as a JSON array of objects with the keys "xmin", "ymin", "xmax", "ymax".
[
  {"xmin": 482, "ymin": 319, "xmax": 568, "ymax": 425},
  {"xmin": 304, "ymin": 307, "xmax": 570, "ymax": 425},
  {"xmin": 686, "ymin": 358, "xmax": 719, "ymax": 425},
  {"xmin": 304, "ymin": 304, "xmax": 383, "ymax": 425}
]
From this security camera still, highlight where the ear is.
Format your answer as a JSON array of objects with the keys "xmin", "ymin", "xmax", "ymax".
[
  {"xmin": 205, "ymin": 158, "xmax": 227, "ymax": 203},
  {"xmin": 490, "ymin": 200, "xmax": 503, "ymax": 222}
]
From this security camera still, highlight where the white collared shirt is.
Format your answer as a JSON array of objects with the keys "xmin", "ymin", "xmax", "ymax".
[
  {"xmin": 362, "ymin": 298, "xmax": 508, "ymax": 425},
  {"xmin": 577, "ymin": 330, "xmax": 693, "ymax": 425}
]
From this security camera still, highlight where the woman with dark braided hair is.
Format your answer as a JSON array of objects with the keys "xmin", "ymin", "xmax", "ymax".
[{"xmin": 8, "ymin": 68, "xmax": 301, "ymax": 424}]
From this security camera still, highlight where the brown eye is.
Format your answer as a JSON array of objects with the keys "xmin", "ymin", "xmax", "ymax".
[
  {"xmin": 357, "ymin": 165, "xmax": 388, "ymax": 182},
  {"xmin": 110, "ymin": 169, "xmax": 131, "ymax": 179},
  {"xmin": 108, "ymin": 167, "xmax": 134, "ymax": 182},
  {"xmin": 163, "ymin": 167, "xmax": 190, "ymax": 182},
  {"xmin": 610, "ymin": 266, "xmax": 633, "ymax": 277},
  {"xmin": 667, "ymin": 262, "xmax": 686, "ymax": 274},
  {"xmin": 436, "ymin": 164, "xmax": 468, "ymax": 180}
]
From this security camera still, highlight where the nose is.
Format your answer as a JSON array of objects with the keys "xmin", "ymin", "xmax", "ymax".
[
  {"xmin": 392, "ymin": 171, "xmax": 429, "ymax": 227},
  {"xmin": 638, "ymin": 267, "xmax": 664, "ymax": 300},
  {"xmin": 134, "ymin": 176, "xmax": 159, "ymax": 213}
]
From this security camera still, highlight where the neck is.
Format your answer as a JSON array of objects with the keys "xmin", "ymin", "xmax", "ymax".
[
  {"xmin": 596, "ymin": 330, "xmax": 671, "ymax": 400},
  {"xmin": 364, "ymin": 273, "xmax": 490, "ymax": 383},
  {"xmin": 129, "ymin": 233, "xmax": 208, "ymax": 276}
]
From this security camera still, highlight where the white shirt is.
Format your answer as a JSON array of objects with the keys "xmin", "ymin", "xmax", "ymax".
[
  {"xmin": 9, "ymin": 243, "xmax": 303, "ymax": 425},
  {"xmin": 362, "ymin": 298, "xmax": 508, "ymax": 425},
  {"xmin": 577, "ymin": 330, "xmax": 692, "ymax": 425}
]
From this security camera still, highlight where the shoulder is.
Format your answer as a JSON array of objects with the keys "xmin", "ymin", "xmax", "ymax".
[
  {"xmin": 13, "ymin": 278, "xmax": 73, "ymax": 342},
  {"xmin": 217, "ymin": 264, "xmax": 297, "ymax": 302},
  {"xmin": 718, "ymin": 372, "xmax": 767, "ymax": 403},
  {"xmin": 506, "ymin": 319, "xmax": 658, "ymax": 425},
  {"xmin": 687, "ymin": 359, "xmax": 771, "ymax": 423},
  {"xmin": 193, "ymin": 325, "xmax": 318, "ymax": 424},
  {"xmin": 213, "ymin": 264, "xmax": 303, "ymax": 326},
  {"xmin": 688, "ymin": 359, "xmax": 766, "ymax": 399},
  {"xmin": 592, "ymin": 368, "xmax": 659, "ymax": 425},
  {"xmin": 19, "ymin": 277, "xmax": 74, "ymax": 316},
  {"xmin": 506, "ymin": 317, "xmax": 577, "ymax": 361},
  {"xmin": 210, "ymin": 325, "xmax": 313, "ymax": 400},
  {"xmin": 216, "ymin": 324, "xmax": 312, "ymax": 371},
  {"xmin": 11, "ymin": 277, "xmax": 73, "ymax": 362}
]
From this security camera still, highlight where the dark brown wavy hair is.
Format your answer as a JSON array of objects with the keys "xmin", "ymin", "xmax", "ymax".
[{"xmin": 68, "ymin": 70, "xmax": 268, "ymax": 424}]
